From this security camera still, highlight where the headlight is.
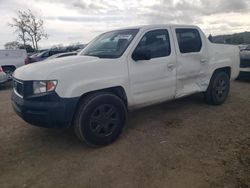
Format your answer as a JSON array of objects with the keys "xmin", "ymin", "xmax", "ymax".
[{"xmin": 33, "ymin": 80, "xmax": 58, "ymax": 94}]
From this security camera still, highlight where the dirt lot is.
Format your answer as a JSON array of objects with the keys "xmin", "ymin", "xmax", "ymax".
[{"xmin": 0, "ymin": 80, "xmax": 250, "ymax": 188}]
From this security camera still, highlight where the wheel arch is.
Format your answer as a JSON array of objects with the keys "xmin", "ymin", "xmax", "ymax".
[
  {"xmin": 71, "ymin": 86, "xmax": 128, "ymax": 125},
  {"xmin": 79, "ymin": 86, "xmax": 128, "ymax": 107},
  {"xmin": 212, "ymin": 66, "xmax": 231, "ymax": 79},
  {"xmin": 205, "ymin": 66, "xmax": 231, "ymax": 105}
]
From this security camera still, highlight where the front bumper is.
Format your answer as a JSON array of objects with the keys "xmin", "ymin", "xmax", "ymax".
[{"xmin": 11, "ymin": 91, "xmax": 79, "ymax": 128}]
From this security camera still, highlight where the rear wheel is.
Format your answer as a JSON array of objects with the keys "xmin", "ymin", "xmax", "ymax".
[
  {"xmin": 74, "ymin": 92, "xmax": 127, "ymax": 147},
  {"xmin": 205, "ymin": 71, "xmax": 230, "ymax": 105}
]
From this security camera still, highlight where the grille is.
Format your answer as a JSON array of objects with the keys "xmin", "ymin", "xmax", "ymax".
[{"xmin": 13, "ymin": 79, "xmax": 24, "ymax": 97}]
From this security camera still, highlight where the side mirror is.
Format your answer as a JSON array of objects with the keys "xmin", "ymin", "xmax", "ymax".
[{"xmin": 132, "ymin": 49, "xmax": 151, "ymax": 61}]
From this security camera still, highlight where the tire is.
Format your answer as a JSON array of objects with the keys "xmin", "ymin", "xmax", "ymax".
[
  {"xmin": 205, "ymin": 71, "xmax": 230, "ymax": 105},
  {"xmin": 73, "ymin": 92, "xmax": 127, "ymax": 147}
]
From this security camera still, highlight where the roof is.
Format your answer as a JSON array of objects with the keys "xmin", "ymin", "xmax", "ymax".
[{"xmin": 116, "ymin": 24, "xmax": 198, "ymax": 31}]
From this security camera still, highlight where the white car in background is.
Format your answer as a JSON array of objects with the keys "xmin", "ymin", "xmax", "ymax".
[
  {"xmin": 0, "ymin": 49, "xmax": 28, "ymax": 80},
  {"xmin": 0, "ymin": 66, "xmax": 8, "ymax": 84}
]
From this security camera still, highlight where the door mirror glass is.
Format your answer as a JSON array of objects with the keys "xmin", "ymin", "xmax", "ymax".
[{"xmin": 132, "ymin": 49, "xmax": 151, "ymax": 61}]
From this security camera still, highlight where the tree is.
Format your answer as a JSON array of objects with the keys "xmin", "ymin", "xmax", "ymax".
[
  {"xmin": 4, "ymin": 41, "xmax": 20, "ymax": 49},
  {"xmin": 9, "ymin": 11, "xmax": 29, "ymax": 48},
  {"xmin": 9, "ymin": 10, "xmax": 48, "ymax": 51},
  {"xmin": 19, "ymin": 44, "xmax": 35, "ymax": 53},
  {"xmin": 24, "ymin": 10, "xmax": 48, "ymax": 51},
  {"xmin": 4, "ymin": 41, "xmax": 35, "ymax": 53}
]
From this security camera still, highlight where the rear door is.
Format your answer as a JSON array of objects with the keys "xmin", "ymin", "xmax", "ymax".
[
  {"xmin": 171, "ymin": 27, "xmax": 209, "ymax": 98},
  {"xmin": 128, "ymin": 27, "xmax": 177, "ymax": 107}
]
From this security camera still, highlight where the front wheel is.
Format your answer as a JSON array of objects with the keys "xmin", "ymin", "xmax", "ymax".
[
  {"xmin": 74, "ymin": 92, "xmax": 127, "ymax": 147},
  {"xmin": 204, "ymin": 71, "xmax": 230, "ymax": 105}
]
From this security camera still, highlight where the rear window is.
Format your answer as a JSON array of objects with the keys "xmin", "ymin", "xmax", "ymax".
[{"xmin": 176, "ymin": 29, "xmax": 202, "ymax": 53}]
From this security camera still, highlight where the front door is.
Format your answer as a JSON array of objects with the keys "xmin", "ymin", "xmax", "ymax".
[{"xmin": 128, "ymin": 28, "xmax": 177, "ymax": 107}]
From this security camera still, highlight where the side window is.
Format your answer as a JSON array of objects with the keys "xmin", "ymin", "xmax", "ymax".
[
  {"xmin": 176, "ymin": 29, "xmax": 202, "ymax": 53},
  {"xmin": 133, "ymin": 29, "xmax": 171, "ymax": 59}
]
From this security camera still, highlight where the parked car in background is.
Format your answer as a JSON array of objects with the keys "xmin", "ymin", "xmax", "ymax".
[
  {"xmin": 76, "ymin": 49, "xmax": 83, "ymax": 53},
  {"xmin": 45, "ymin": 52, "xmax": 78, "ymax": 61},
  {"xmin": 240, "ymin": 45, "xmax": 250, "ymax": 62},
  {"xmin": 238, "ymin": 45, "xmax": 248, "ymax": 51},
  {"xmin": 239, "ymin": 44, "xmax": 250, "ymax": 76},
  {"xmin": 0, "ymin": 66, "xmax": 8, "ymax": 84},
  {"xmin": 28, "ymin": 49, "xmax": 68, "ymax": 63},
  {"xmin": 12, "ymin": 24, "xmax": 240, "ymax": 147},
  {"xmin": 0, "ymin": 49, "xmax": 28, "ymax": 80}
]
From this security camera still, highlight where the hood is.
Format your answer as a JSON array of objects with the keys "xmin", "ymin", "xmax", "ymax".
[{"xmin": 14, "ymin": 55, "xmax": 101, "ymax": 80}]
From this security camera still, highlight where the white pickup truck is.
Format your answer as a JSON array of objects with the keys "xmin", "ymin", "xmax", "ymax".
[{"xmin": 12, "ymin": 25, "xmax": 240, "ymax": 146}]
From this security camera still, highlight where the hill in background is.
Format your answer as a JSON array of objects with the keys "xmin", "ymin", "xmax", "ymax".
[{"xmin": 211, "ymin": 32, "xmax": 250, "ymax": 45}]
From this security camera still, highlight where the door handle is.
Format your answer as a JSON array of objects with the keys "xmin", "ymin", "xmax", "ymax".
[
  {"xmin": 167, "ymin": 64, "xmax": 175, "ymax": 71},
  {"xmin": 200, "ymin": 59, "xmax": 207, "ymax": 64}
]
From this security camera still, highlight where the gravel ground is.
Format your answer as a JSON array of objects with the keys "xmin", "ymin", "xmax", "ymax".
[{"xmin": 0, "ymin": 80, "xmax": 250, "ymax": 188}]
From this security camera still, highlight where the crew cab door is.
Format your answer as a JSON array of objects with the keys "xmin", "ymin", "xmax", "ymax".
[
  {"xmin": 171, "ymin": 26, "xmax": 209, "ymax": 98},
  {"xmin": 128, "ymin": 28, "xmax": 176, "ymax": 107}
]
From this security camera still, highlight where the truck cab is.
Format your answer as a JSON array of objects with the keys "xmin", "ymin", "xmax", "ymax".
[{"xmin": 11, "ymin": 25, "xmax": 240, "ymax": 146}]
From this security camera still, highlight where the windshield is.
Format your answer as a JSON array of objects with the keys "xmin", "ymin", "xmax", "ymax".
[{"xmin": 80, "ymin": 29, "xmax": 139, "ymax": 58}]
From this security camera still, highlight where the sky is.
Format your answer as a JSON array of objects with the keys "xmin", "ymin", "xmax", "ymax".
[{"xmin": 0, "ymin": 0, "xmax": 250, "ymax": 49}]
